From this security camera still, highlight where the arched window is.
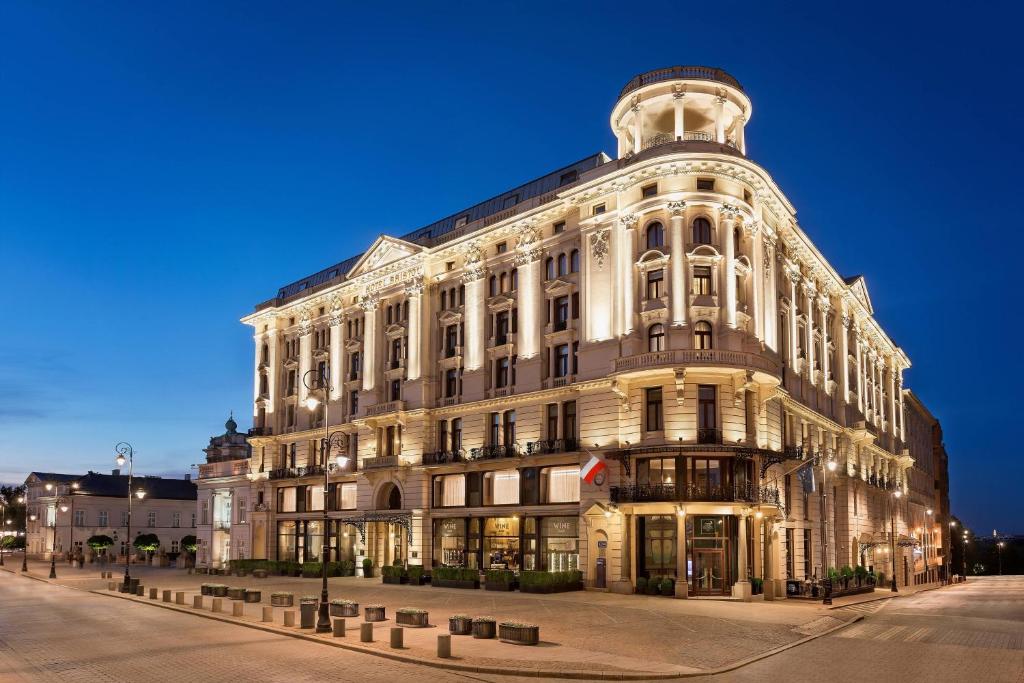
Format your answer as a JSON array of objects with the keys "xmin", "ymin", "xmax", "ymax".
[
  {"xmin": 499, "ymin": 272, "xmax": 508, "ymax": 293},
  {"xmin": 648, "ymin": 323, "xmax": 665, "ymax": 352},
  {"xmin": 440, "ymin": 290, "xmax": 448, "ymax": 310},
  {"xmin": 261, "ymin": 344, "xmax": 269, "ymax": 364},
  {"xmin": 734, "ymin": 227, "xmax": 742, "ymax": 255},
  {"xmin": 570, "ymin": 249, "xmax": 580, "ymax": 273},
  {"xmin": 545, "ymin": 257, "xmax": 555, "ymax": 280},
  {"xmin": 692, "ymin": 217, "xmax": 712, "ymax": 245},
  {"xmin": 694, "ymin": 321, "xmax": 713, "ymax": 350},
  {"xmin": 557, "ymin": 253, "xmax": 568, "ymax": 276},
  {"xmin": 458, "ymin": 285, "xmax": 465, "ymax": 305},
  {"xmin": 402, "ymin": 300, "xmax": 409, "ymax": 320},
  {"xmin": 646, "ymin": 221, "xmax": 665, "ymax": 250},
  {"xmin": 488, "ymin": 275, "xmax": 497, "ymax": 297},
  {"xmin": 511, "ymin": 269, "xmax": 519, "ymax": 290}
]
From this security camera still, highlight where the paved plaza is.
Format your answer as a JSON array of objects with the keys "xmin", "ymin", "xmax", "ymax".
[{"xmin": 2, "ymin": 556, "xmax": 1020, "ymax": 681}]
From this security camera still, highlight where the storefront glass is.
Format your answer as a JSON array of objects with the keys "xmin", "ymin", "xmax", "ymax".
[
  {"xmin": 433, "ymin": 518, "xmax": 467, "ymax": 567},
  {"xmin": 641, "ymin": 515, "xmax": 677, "ymax": 577},
  {"xmin": 483, "ymin": 517, "xmax": 520, "ymax": 569},
  {"xmin": 541, "ymin": 516, "xmax": 578, "ymax": 572},
  {"xmin": 277, "ymin": 521, "xmax": 296, "ymax": 561}
]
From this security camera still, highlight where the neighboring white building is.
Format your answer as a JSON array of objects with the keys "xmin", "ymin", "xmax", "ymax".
[
  {"xmin": 195, "ymin": 415, "xmax": 257, "ymax": 568},
  {"xmin": 25, "ymin": 470, "xmax": 197, "ymax": 561},
  {"xmin": 228, "ymin": 65, "xmax": 949, "ymax": 597}
]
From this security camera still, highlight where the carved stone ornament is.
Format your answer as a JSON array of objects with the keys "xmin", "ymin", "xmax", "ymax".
[
  {"xmin": 517, "ymin": 223, "xmax": 541, "ymax": 248},
  {"xmin": 667, "ymin": 200, "xmax": 686, "ymax": 217},
  {"xmin": 403, "ymin": 279, "xmax": 425, "ymax": 298},
  {"xmin": 513, "ymin": 248, "xmax": 542, "ymax": 267},
  {"xmin": 841, "ymin": 313, "xmax": 851, "ymax": 329},
  {"xmin": 298, "ymin": 307, "xmax": 314, "ymax": 335},
  {"xmin": 461, "ymin": 241, "xmax": 485, "ymax": 282},
  {"xmin": 719, "ymin": 204, "xmax": 741, "ymax": 220},
  {"xmin": 619, "ymin": 213, "xmax": 639, "ymax": 230},
  {"xmin": 591, "ymin": 229, "xmax": 610, "ymax": 269},
  {"xmin": 358, "ymin": 294, "xmax": 379, "ymax": 313},
  {"xmin": 328, "ymin": 296, "xmax": 344, "ymax": 326},
  {"xmin": 762, "ymin": 243, "xmax": 773, "ymax": 280}
]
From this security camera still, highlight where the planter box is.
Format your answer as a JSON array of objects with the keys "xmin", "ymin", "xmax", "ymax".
[
  {"xmin": 364, "ymin": 606, "xmax": 386, "ymax": 622},
  {"xmin": 396, "ymin": 611, "xmax": 428, "ymax": 627},
  {"xmin": 382, "ymin": 575, "xmax": 408, "ymax": 585},
  {"xmin": 227, "ymin": 588, "xmax": 246, "ymax": 600},
  {"xmin": 472, "ymin": 621, "xmax": 496, "ymax": 639},
  {"xmin": 484, "ymin": 582, "xmax": 516, "ymax": 592},
  {"xmin": 270, "ymin": 594, "xmax": 294, "ymax": 607},
  {"xmin": 432, "ymin": 579, "xmax": 480, "ymax": 590},
  {"xmin": 200, "ymin": 584, "xmax": 212, "ymax": 596},
  {"xmin": 499, "ymin": 624, "xmax": 539, "ymax": 646},
  {"xmin": 252, "ymin": 569, "xmax": 268, "ymax": 579},
  {"xmin": 520, "ymin": 583, "xmax": 580, "ymax": 594},
  {"xmin": 449, "ymin": 617, "xmax": 472, "ymax": 635},
  {"xmin": 244, "ymin": 590, "xmax": 262, "ymax": 603},
  {"xmin": 211, "ymin": 586, "xmax": 228, "ymax": 598},
  {"xmin": 330, "ymin": 602, "xmax": 359, "ymax": 618}
]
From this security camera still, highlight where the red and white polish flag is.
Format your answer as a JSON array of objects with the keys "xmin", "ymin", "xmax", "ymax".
[{"xmin": 580, "ymin": 455, "xmax": 607, "ymax": 484}]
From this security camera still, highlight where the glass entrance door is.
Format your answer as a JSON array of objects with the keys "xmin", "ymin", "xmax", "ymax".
[{"xmin": 694, "ymin": 550, "xmax": 728, "ymax": 595}]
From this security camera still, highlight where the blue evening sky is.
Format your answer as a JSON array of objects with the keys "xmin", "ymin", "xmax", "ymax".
[{"xmin": 1, "ymin": 2, "xmax": 1021, "ymax": 534}]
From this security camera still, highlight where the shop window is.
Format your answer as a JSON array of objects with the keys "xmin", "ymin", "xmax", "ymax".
[
  {"xmin": 542, "ymin": 517, "xmax": 579, "ymax": 572},
  {"xmin": 641, "ymin": 515, "xmax": 677, "ymax": 577},
  {"xmin": 339, "ymin": 483, "xmax": 357, "ymax": 510},
  {"xmin": 433, "ymin": 518, "xmax": 468, "ymax": 567},
  {"xmin": 484, "ymin": 517, "xmax": 520, "ymax": 569}
]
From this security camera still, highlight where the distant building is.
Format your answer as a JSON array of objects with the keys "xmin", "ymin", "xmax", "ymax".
[
  {"xmin": 24, "ymin": 470, "xmax": 197, "ymax": 560},
  {"xmin": 195, "ymin": 415, "xmax": 256, "ymax": 568}
]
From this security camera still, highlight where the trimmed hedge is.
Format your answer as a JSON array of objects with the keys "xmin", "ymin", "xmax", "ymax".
[
  {"xmin": 433, "ymin": 566, "xmax": 478, "ymax": 582},
  {"xmin": 518, "ymin": 570, "xmax": 582, "ymax": 593}
]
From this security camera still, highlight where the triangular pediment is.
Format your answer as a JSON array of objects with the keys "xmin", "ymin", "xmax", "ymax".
[
  {"xmin": 845, "ymin": 275, "xmax": 874, "ymax": 314},
  {"xmin": 346, "ymin": 235, "xmax": 424, "ymax": 279},
  {"xmin": 543, "ymin": 278, "xmax": 574, "ymax": 295}
]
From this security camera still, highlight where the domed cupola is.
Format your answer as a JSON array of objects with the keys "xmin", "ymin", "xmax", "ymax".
[
  {"xmin": 224, "ymin": 412, "xmax": 238, "ymax": 435},
  {"xmin": 610, "ymin": 66, "xmax": 752, "ymax": 159}
]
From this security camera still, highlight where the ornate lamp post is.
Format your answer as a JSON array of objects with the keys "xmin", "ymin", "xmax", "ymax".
[
  {"xmin": 19, "ymin": 495, "xmax": 28, "ymax": 572},
  {"xmin": 302, "ymin": 363, "xmax": 350, "ymax": 634},
  {"xmin": 947, "ymin": 520, "xmax": 956, "ymax": 584},
  {"xmin": 815, "ymin": 450, "xmax": 838, "ymax": 605},
  {"xmin": 887, "ymin": 487, "xmax": 902, "ymax": 592},
  {"xmin": 0, "ymin": 494, "xmax": 8, "ymax": 567},
  {"xmin": 48, "ymin": 491, "xmax": 70, "ymax": 579},
  {"xmin": 115, "ymin": 443, "xmax": 147, "ymax": 589},
  {"xmin": 996, "ymin": 540, "xmax": 1004, "ymax": 576}
]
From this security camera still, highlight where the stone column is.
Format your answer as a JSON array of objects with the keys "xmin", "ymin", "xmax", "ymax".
[
  {"xmin": 515, "ymin": 231, "xmax": 543, "ymax": 358},
  {"xmin": 787, "ymin": 270, "xmax": 800, "ymax": 370},
  {"xmin": 329, "ymin": 301, "xmax": 343, "ymax": 401},
  {"xmin": 618, "ymin": 214, "xmax": 638, "ymax": 336},
  {"xmin": 360, "ymin": 296, "xmax": 378, "ymax": 391},
  {"xmin": 819, "ymin": 298, "xmax": 831, "ymax": 393},
  {"xmin": 751, "ymin": 223, "xmax": 763, "ymax": 341},
  {"xmin": 714, "ymin": 96, "xmax": 726, "ymax": 143},
  {"xmin": 298, "ymin": 326, "xmax": 312, "ymax": 405},
  {"xmin": 673, "ymin": 91, "xmax": 685, "ymax": 140},
  {"xmin": 855, "ymin": 332, "xmax": 864, "ymax": 411},
  {"xmin": 252, "ymin": 331, "xmax": 264, "ymax": 417},
  {"xmin": 266, "ymin": 328, "xmax": 278, "ymax": 420},
  {"xmin": 897, "ymin": 375, "xmax": 906, "ymax": 441},
  {"xmin": 888, "ymin": 361, "xmax": 897, "ymax": 436},
  {"xmin": 616, "ymin": 127, "xmax": 627, "ymax": 159},
  {"xmin": 763, "ymin": 235, "xmax": 778, "ymax": 351},
  {"xmin": 803, "ymin": 284, "xmax": 816, "ymax": 384},
  {"xmin": 668, "ymin": 201, "xmax": 687, "ymax": 327},
  {"xmin": 734, "ymin": 513, "xmax": 751, "ymax": 600},
  {"xmin": 404, "ymin": 280, "xmax": 424, "ymax": 381},
  {"xmin": 676, "ymin": 513, "xmax": 688, "ymax": 598},
  {"xmin": 737, "ymin": 115, "xmax": 746, "ymax": 154},
  {"xmin": 632, "ymin": 105, "xmax": 643, "ymax": 155},
  {"xmin": 840, "ymin": 312, "xmax": 851, "ymax": 405},
  {"xmin": 462, "ymin": 242, "xmax": 486, "ymax": 372},
  {"xmin": 721, "ymin": 205, "xmax": 738, "ymax": 329}
]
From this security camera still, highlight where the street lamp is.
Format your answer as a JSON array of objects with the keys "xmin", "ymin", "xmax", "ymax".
[
  {"xmin": 114, "ymin": 442, "xmax": 140, "ymax": 590},
  {"xmin": 947, "ymin": 520, "xmax": 956, "ymax": 583},
  {"xmin": 887, "ymin": 487, "xmax": 902, "ymax": 592},
  {"xmin": 818, "ymin": 452, "xmax": 838, "ymax": 606},
  {"xmin": 997, "ymin": 540, "xmax": 1005, "ymax": 576},
  {"xmin": 49, "ymin": 493, "xmax": 69, "ymax": 579},
  {"xmin": 962, "ymin": 531, "xmax": 969, "ymax": 580},
  {"xmin": 0, "ymin": 494, "xmax": 8, "ymax": 567},
  {"xmin": 18, "ymin": 495, "xmax": 28, "ymax": 572},
  {"xmin": 302, "ymin": 363, "xmax": 341, "ymax": 634}
]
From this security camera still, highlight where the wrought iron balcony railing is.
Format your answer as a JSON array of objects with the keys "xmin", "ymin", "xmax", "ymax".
[
  {"xmin": 609, "ymin": 482, "xmax": 781, "ymax": 506},
  {"xmin": 421, "ymin": 450, "xmax": 466, "ymax": 466},
  {"xmin": 697, "ymin": 428, "xmax": 722, "ymax": 445}
]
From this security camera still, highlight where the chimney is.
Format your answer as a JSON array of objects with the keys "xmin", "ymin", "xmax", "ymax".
[{"xmin": 112, "ymin": 469, "xmax": 120, "ymax": 476}]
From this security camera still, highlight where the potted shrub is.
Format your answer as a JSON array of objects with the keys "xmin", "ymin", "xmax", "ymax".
[
  {"xmin": 659, "ymin": 577, "xmax": 675, "ymax": 596},
  {"xmin": 201, "ymin": 583, "xmax": 213, "ymax": 596},
  {"xmin": 364, "ymin": 604, "xmax": 386, "ymax": 622},
  {"xmin": 499, "ymin": 621, "xmax": 539, "ymax": 645},
  {"xmin": 432, "ymin": 566, "xmax": 479, "ymax": 589},
  {"xmin": 635, "ymin": 576, "xmax": 648, "ymax": 594},
  {"xmin": 408, "ymin": 565, "xmax": 426, "ymax": 585},
  {"xmin": 485, "ymin": 569, "xmax": 516, "ymax": 591},
  {"xmin": 87, "ymin": 535, "xmax": 115, "ymax": 556},
  {"xmin": 299, "ymin": 596, "xmax": 318, "ymax": 629},
  {"xmin": 472, "ymin": 616, "xmax": 496, "ymax": 639},
  {"xmin": 449, "ymin": 614, "xmax": 472, "ymax": 635},
  {"xmin": 382, "ymin": 565, "xmax": 408, "ymax": 584},
  {"xmin": 361, "ymin": 558, "xmax": 374, "ymax": 579},
  {"xmin": 396, "ymin": 608, "xmax": 429, "ymax": 627},
  {"xmin": 133, "ymin": 533, "xmax": 160, "ymax": 563},
  {"xmin": 340, "ymin": 559, "xmax": 356, "ymax": 577},
  {"xmin": 645, "ymin": 575, "xmax": 660, "ymax": 595},
  {"xmin": 210, "ymin": 584, "xmax": 228, "ymax": 598},
  {"xmin": 302, "ymin": 562, "xmax": 322, "ymax": 579},
  {"xmin": 227, "ymin": 586, "xmax": 246, "ymax": 600},
  {"xmin": 270, "ymin": 592, "xmax": 294, "ymax": 607},
  {"xmin": 244, "ymin": 589, "xmax": 262, "ymax": 603},
  {"xmin": 330, "ymin": 599, "xmax": 358, "ymax": 617}
]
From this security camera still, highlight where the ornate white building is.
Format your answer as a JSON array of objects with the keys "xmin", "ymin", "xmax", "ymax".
[{"xmin": 222, "ymin": 66, "xmax": 948, "ymax": 597}]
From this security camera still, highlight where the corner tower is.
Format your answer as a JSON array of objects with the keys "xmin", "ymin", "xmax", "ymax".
[{"xmin": 610, "ymin": 66, "xmax": 751, "ymax": 158}]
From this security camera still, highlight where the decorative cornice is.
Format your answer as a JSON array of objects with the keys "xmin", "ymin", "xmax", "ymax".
[
  {"xmin": 667, "ymin": 200, "xmax": 686, "ymax": 216},
  {"xmin": 719, "ymin": 204, "xmax": 741, "ymax": 220}
]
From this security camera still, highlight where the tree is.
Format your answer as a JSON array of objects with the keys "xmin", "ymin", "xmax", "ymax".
[
  {"xmin": 1, "ymin": 535, "xmax": 25, "ymax": 550},
  {"xmin": 180, "ymin": 535, "xmax": 198, "ymax": 554},
  {"xmin": 133, "ymin": 533, "xmax": 160, "ymax": 559},
  {"xmin": 87, "ymin": 534, "xmax": 115, "ymax": 553}
]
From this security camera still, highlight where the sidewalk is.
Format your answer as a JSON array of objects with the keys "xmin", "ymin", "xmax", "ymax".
[{"xmin": 4, "ymin": 557, "xmax": 869, "ymax": 679}]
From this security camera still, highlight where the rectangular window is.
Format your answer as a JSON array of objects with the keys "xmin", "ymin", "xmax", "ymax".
[
  {"xmin": 554, "ymin": 344, "xmax": 570, "ymax": 378},
  {"xmin": 693, "ymin": 266, "xmax": 712, "ymax": 295},
  {"xmin": 172, "ymin": 512, "xmax": 181, "ymax": 528},
  {"xmin": 147, "ymin": 511, "xmax": 157, "ymax": 528},
  {"xmin": 544, "ymin": 466, "xmax": 581, "ymax": 503},
  {"xmin": 339, "ymin": 483, "xmax": 357, "ymax": 510},
  {"xmin": 484, "ymin": 469, "xmax": 520, "ymax": 505},
  {"xmin": 98, "ymin": 511, "xmax": 108, "ymax": 527},
  {"xmin": 803, "ymin": 528, "xmax": 813, "ymax": 579},
  {"xmin": 437, "ymin": 420, "xmax": 448, "ymax": 451},
  {"xmin": 445, "ymin": 369, "xmax": 458, "ymax": 397},
  {"xmin": 697, "ymin": 385, "xmax": 717, "ymax": 441},
  {"xmin": 645, "ymin": 387, "xmax": 663, "ymax": 432},
  {"xmin": 592, "ymin": 203, "xmax": 606, "ymax": 215},
  {"xmin": 563, "ymin": 401, "xmax": 577, "ymax": 440},
  {"xmin": 495, "ymin": 357, "xmax": 510, "ymax": 388},
  {"xmin": 786, "ymin": 528, "xmax": 795, "ymax": 579},
  {"xmin": 489, "ymin": 412, "xmax": 500, "ymax": 446},
  {"xmin": 278, "ymin": 487, "xmax": 297, "ymax": 513},
  {"xmin": 696, "ymin": 178, "xmax": 715, "ymax": 191},
  {"xmin": 553, "ymin": 221, "xmax": 565, "ymax": 234},
  {"xmin": 646, "ymin": 269, "xmax": 664, "ymax": 299},
  {"xmin": 73, "ymin": 510, "xmax": 85, "ymax": 527},
  {"xmin": 641, "ymin": 183, "xmax": 657, "ymax": 198},
  {"xmin": 433, "ymin": 474, "xmax": 466, "ymax": 507},
  {"xmin": 123, "ymin": 510, "xmax": 131, "ymax": 527},
  {"xmin": 503, "ymin": 410, "xmax": 516, "ymax": 447},
  {"xmin": 554, "ymin": 296, "xmax": 569, "ymax": 330},
  {"xmin": 191, "ymin": 513, "xmax": 196, "ymax": 528},
  {"xmin": 451, "ymin": 418, "xmax": 462, "ymax": 452},
  {"xmin": 496, "ymin": 240, "xmax": 508, "ymax": 253},
  {"xmin": 546, "ymin": 404, "xmax": 558, "ymax": 439}
]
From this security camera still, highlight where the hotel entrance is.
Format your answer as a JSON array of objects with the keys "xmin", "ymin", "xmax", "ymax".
[{"xmin": 686, "ymin": 515, "xmax": 733, "ymax": 596}]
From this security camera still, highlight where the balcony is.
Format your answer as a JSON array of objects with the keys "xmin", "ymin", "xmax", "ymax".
[
  {"xmin": 363, "ymin": 455, "xmax": 399, "ymax": 469},
  {"xmin": 609, "ymin": 482, "xmax": 780, "ymax": 506},
  {"xmin": 524, "ymin": 438, "xmax": 579, "ymax": 455},
  {"xmin": 468, "ymin": 445, "xmax": 519, "ymax": 462},
  {"xmin": 268, "ymin": 465, "xmax": 327, "ymax": 480},
  {"xmin": 365, "ymin": 400, "xmax": 404, "ymax": 417},
  {"xmin": 613, "ymin": 348, "xmax": 781, "ymax": 376},
  {"xmin": 247, "ymin": 426, "xmax": 273, "ymax": 437},
  {"xmin": 618, "ymin": 65, "xmax": 745, "ymax": 99},
  {"xmin": 422, "ymin": 450, "xmax": 465, "ymax": 466},
  {"xmin": 697, "ymin": 428, "xmax": 722, "ymax": 445}
]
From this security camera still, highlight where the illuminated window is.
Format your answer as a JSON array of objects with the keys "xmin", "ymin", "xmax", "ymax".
[
  {"xmin": 648, "ymin": 323, "xmax": 665, "ymax": 352},
  {"xmin": 693, "ymin": 266, "xmax": 711, "ymax": 295},
  {"xmin": 694, "ymin": 321, "xmax": 713, "ymax": 349},
  {"xmin": 484, "ymin": 470, "xmax": 520, "ymax": 505},
  {"xmin": 645, "ymin": 387, "xmax": 663, "ymax": 432},
  {"xmin": 646, "ymin": 268, "xmax": 664, "ymax": 299}
]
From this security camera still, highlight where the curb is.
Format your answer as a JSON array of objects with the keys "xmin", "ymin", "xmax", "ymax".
[
  {"xmin": 827, "ymin": 582, "xmax": 947, "ymax": 610},
  {"xmin": 88, "ymin": 586, "xmax": 864, "ymax": 680}
]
